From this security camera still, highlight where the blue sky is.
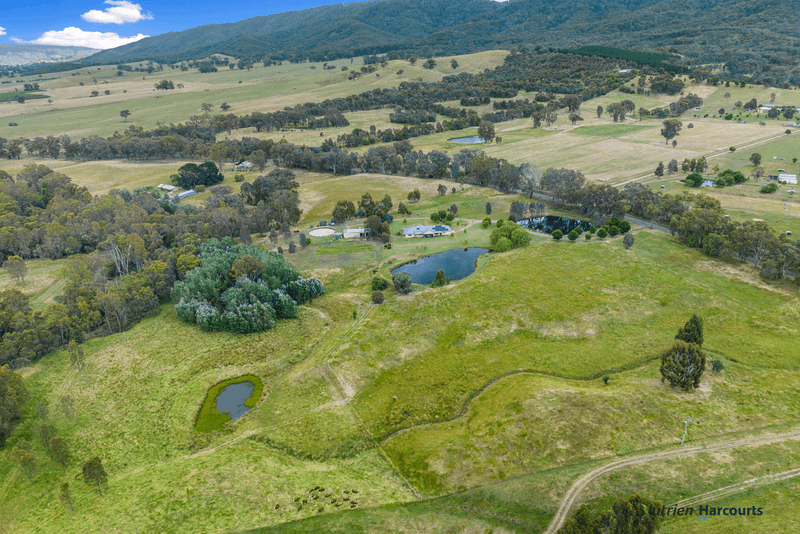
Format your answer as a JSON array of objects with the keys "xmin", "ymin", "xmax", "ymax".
[{"xmin": 0, "ymin": 0, "xmax": 373, "ymax": 49}]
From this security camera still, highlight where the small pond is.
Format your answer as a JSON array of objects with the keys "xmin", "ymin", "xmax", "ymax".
[
  {"xmin": 215, "ymin": 381, "xmax": 255, "ymax": 421},
  {"xmin": 391, "ymin": 248, "xmax": 489, "ymax": 285},
  {"xmin": 517, "ymin": 216, "xmax": 592, "ymax": 234},
  {"xmin": 447, "ymin": 135, "xmax": 486, "ymax": 144}
]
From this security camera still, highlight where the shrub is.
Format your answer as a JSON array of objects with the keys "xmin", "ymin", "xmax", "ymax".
[
  {"xmin": 711, "ymin": 359, "xmax": 725, "ymax": 372},
  {"xmin": 602, "ymin": 375, "xmax": 610, "ymax": 385},
  {"xmin": 494, "ymin": 236, "xmax": 513, "ymax": 252},
  {"xmin": 393, "ymin": 272, "xmax": 412, "ymax": 294},
  {"xmin": 481, "ymin": 218, "xmax": 491, "ymax": 229},
  {"xmin": 371, "ymin": 291, "xmax": 384, "ymax": 304},
  {"xmin": 552, "ymin": 229, "xmax": 563, "ymax": 240},
  {"xmin": 760, "ymin": 183, "xmax": 778, "ymax": 194},
  {"xmin": 372, "ymin": 276, "xmax": 389, "ymax": 291},
  {"xmin": 195, "ymin": 185, "xmax": 206, "ymax": 193},
  {"xmin": 608, "ymin": 225, "xmax": 620, "ymax": 236},
  {"xmin": 431, "ymin": 269, "xmax": 449, "ymax": 287},
  {"xmin": 234, "ymin": 174, "xmax": 245, "ymax": 182},
  {"xmin": 619, "ymin": 220, "xmax": 632, "ymax": 233},
  {"xmin": 585, "ymin": 233, "xmax": 591, "ymax": 240},
  {"xmin": 597, "ymin": 228, "xmax": 608, "ymax": 238},
  {"xmin": 568, "ymin": 230, "xmax": 579, "ymax": 241}
]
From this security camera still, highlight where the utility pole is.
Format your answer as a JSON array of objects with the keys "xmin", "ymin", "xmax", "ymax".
[{"xmin": 681, "ymin": 417, "xmax": 693, "ymax": 446}]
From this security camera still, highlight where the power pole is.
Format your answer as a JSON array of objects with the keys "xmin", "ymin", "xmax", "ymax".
[{"xmin": 681, "ymin": 417, "xmax": 693, "ymax": 446}]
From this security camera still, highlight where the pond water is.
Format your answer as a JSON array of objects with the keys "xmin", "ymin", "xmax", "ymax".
[
  {"xmin": 391, "ymin": 248, "xmax": 489, "ymax": 285},
  {"xmin": 215, "ymin": 381, "xmax": 255, "ymax": 421},
  {"xmin": 447, "ymin": 135, "xmax": 485, "ymax": 144},
  {"xmin": 517, "ymin": 216, "xmax": 592, "ymax": 234}
]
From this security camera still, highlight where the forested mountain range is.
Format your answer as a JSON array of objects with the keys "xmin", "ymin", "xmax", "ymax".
[{"xmin": 60, "ymin": 0, "xmax": 799, "ymax": 83}]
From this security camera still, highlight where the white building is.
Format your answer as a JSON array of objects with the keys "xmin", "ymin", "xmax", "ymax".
[
  {"xmin": 235, "ymin": 161, "xmax": 253, "ymax": 170},
  {"xmin": 157, "ymin": 184, "xmax": 176, "ymax": 191},
  {"xmin": 343, "ymin": 228, "xmax": 369, "ymax": 239},
  {"xmin": 778, "ymin": 174, "xmax": 797, "ymax": 185},
  {"xmin": 402, "ymin": 224, "xmax": 453, "ymax": 238}
]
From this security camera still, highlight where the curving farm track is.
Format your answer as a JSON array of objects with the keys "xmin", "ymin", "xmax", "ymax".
[{"xmin": 543, "ymin": 429, "xmax": 800, "ymax": 534}]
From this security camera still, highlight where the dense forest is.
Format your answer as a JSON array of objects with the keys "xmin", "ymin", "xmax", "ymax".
[{"xmin": 18, "ymin": 0, "xmax": 800, "ymax": 86}]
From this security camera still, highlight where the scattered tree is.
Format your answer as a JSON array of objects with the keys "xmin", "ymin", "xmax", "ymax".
[
  {"xmin": 450, "ymin": 59, "xmax": 458, "ymax": 70},
  {"xmin": 676, "ymin": 314, "xmax": 703, "ymax": 347},
  {"xmin": 119, "ymin": 109, "xmax": 131, "ymax": 122},
  {"xmin": 1, "ymin": 365, "xmax": 27, "ymax": 442},
  {"xmin": 431, "ymin": 269, "xmax": 449, "ymax": 288},
  {"xmin": 49, "ymin": 436, "xmax": 70, "ymax": 467},
  {"xmin": 660, "ymin": 340, "xmax": 706, "ymax": 392},
  {"xmin": 68, "ymin": 340, "xmax": 85, "ymax": 371},
  {"xmin": 3, "ymin": 256, "xmax": 27, "ymax": 284},
  {"xmin": 13, "ymin": 444, "xmax": 37, "ymax": 482},
  {"xmin": 654, "ymin": 162, "xmax": 664, "ymax": 177},
  {"xmin": 749, "ymin": 153, "xmax": 762, "ymax": 166},
  {"xmin": 477, "ymin": 121, "xmax": 495, "ymax": 143},
  {"xmin": 485, "ymin": 202, "xmax": 492, "ymax": 215},
  {"xmin": 371, "ymin": 290, "xmax": 384, "ymax": 304},
  {"xmin": 59, "ymin": 482, "xmax": 74, "ymax": 512},
  {"xmin": 661, "ymin": 119, "xmax": 683, "ymax": 145},
  {"xmin": 83, "ymin": 456, "xmax": 108, "ymax": 495},
  {"xmin": 623, "ymin": 233, "xmax": 634, "ymax": 249}
]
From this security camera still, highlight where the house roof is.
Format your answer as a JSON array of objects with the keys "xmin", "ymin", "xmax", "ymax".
[
  {"xmin": 402, "ymin": 224, "xmax": 452, "ymax": 235},
  {"xmin": 344, "ymin": 228, "xmax": 366, "ymax": 233}
]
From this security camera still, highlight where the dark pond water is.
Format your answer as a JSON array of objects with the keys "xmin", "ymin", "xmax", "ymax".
[
  {"xmin": 447, "ymin": 135, "xmax": 485, "ymax": 144},
  {"xmin": 517, "ymin": 216, "xmax": 591, "ymax": 234},
  {"xmin": 215, "ymin": 381, "xmax": 255, "ymax": 421},
  {"xmin": 391, "ymin": 248, "xmax": 490, "ymax": 285}
]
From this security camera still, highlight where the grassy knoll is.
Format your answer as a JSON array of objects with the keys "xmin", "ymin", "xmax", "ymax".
[
  {"xmin": 331, "ymin": 231, "xmax": 797, "ymax": 448},
  {"xmin": 195, "ymin": 374, "xmax": 265, "ymax": 433}
]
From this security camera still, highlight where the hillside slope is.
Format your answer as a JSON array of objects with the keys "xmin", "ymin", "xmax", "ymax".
[{"xmin": 76, "ymin": 0, "xmax": 798, "ymax": 83}]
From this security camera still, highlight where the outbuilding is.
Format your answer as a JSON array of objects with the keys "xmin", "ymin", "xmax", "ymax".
[{"xmin": 343, "ymin": 228, "xmax": 369, "ymax": 239}]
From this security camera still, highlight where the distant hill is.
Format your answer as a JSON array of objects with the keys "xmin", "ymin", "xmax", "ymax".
[
  {"xmin": 42, "ymin": 0, "xmax": 800, "ymax": 83},
  {"xmin": 0, "ymin": 44, "xmax": 96, "ymax": 66}
]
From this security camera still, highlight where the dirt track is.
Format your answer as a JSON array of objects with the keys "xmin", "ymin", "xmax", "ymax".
[{"xmin": 543, "ymin": 429, "xmax": 800, "ymax": 534}]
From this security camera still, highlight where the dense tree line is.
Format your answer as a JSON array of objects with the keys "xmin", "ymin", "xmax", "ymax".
[{"xmin": 0, "ymin": 164, "xmax": 308, "ymax": 367}]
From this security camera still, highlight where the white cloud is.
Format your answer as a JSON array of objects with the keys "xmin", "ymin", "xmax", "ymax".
[
  {"xmin": 10, "ymin": 37, "xmax": 25, "ymax": 43},
  {"xmin": 0, "ymin": 27, "xmax": 7, "ymax": 36},
  {"xmin": 81, "ymin": 1, "xmax": 153, "ymax": 24},
  {"xmin": 31, "ymin": 27, "xmax": 149, "ymax": 49}
]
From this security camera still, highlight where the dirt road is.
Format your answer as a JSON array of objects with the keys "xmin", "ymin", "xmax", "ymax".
[{"xmin": 543, "ymin": 429, "xmax": 800, "ymax": 534}]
